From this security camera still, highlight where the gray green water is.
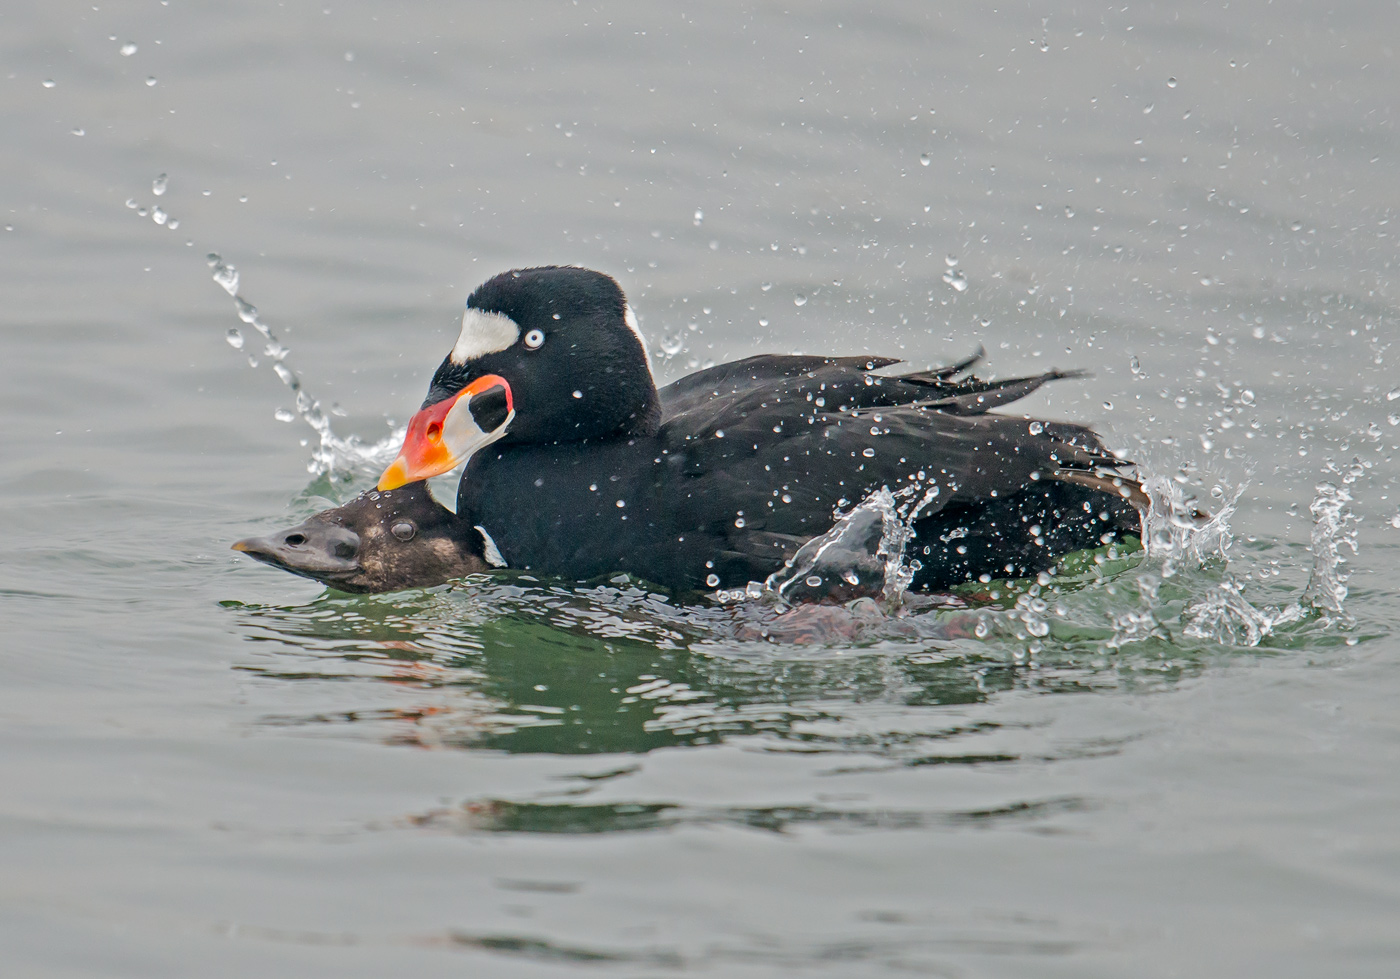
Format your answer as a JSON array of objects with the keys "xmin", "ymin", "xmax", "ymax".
[{"xmin": 3, "ymin": 2, "xmax": 1399, "ymax": 976}]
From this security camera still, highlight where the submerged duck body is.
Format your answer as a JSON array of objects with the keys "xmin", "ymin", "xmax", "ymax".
[{"xmin": 367, "ymin": 266, "xmax": 1141, "ymax": 595}]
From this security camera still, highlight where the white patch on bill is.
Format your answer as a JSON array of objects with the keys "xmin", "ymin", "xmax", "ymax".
[
  {"xmin": 450, "ymin": 308, "xmax": 520, "ymax": 365},
  {"xmin": 623, "ymin": 302, "xmax": 656, "ymax": 382},
  {"xmin": 474, "ymin": 525, "xmax": 508, "ymax": 567},
  {"xmin": 441, "ymin": 395, "xmax": 514, "ymax": 467}
]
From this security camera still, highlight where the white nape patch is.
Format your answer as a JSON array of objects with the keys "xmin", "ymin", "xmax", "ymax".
[
  {"xmin": 623, "ymin": 302, "xmax": 656, "ymax": 382},
  {"xmin": 450, "ymin": 308, "xmax": 520, "ymax": 365},
  {"xmin": 475, "ymin": 525, "xmax": 508, "ymax": 567}
]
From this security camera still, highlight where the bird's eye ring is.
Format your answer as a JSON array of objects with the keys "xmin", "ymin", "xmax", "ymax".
[{"xmin": 524, "ymin": 329, "xmax": 545, "ymax": 349}]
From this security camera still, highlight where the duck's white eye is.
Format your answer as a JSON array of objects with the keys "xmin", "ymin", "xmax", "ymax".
[{"xmin": 524, "ymin": 329, "xmax": 545, "ymax": 350}]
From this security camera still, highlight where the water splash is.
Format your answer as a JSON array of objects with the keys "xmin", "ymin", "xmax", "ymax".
[
  {"xmin": 1140, "ymin": 472, "xmax": 1239, "ymax": 575},
  {"xmin": 205, "ymin": 252, "xmax": 404, "ymax": 478},
  {"xmin": 763, "ymin": 488, "xmax": 914, "ymax": 606},
  {"xmin": 1182, "ymin": 580, "xmax": 1291, "ymax": 646},
  {"xmin": 1299, "ymin": 480, "xmax": 1359, "ymax": 616},
  {"xmin": 1131, "ymin": 467, "xmax": 1359, "ymax": 646}
]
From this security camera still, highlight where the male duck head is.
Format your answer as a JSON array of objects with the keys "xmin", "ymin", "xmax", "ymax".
[{"xmin": 378, "ymin": 266, "xmax": 660, "ymax": 491}]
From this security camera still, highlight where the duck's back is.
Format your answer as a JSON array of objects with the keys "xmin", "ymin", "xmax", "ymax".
[{"xmin": 459, "ymin": 353, "xmax": 1141, "ymax": 592}]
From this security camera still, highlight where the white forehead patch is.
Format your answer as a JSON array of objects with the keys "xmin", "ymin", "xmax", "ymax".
[
  {"xmin": 623, "ymin": 302, "xmax": 655, "ymax": 382},
  {"xmin": 450, "ymin": 308, "xmax": 520, "ymax": 365}
]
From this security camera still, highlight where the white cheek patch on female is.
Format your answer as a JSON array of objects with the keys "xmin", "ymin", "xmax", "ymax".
[{"xmin": 450, "ymin": 308, "xmax": 520, "ymax": 365}]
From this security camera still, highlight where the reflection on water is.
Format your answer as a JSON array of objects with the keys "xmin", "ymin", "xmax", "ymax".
[
  {"xmin": 401, "ymin": 794, "xmax": 1088, "ymax": 836},
  {"xmin": 222, "ymin": 448, "xmax": 1360, "ymax": 822}
]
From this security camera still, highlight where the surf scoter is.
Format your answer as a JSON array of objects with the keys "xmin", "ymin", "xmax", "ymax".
[
  {"xmin": 232, "ymin": 480, "xmax": 493, "ymax": 593},
  {"xmin": 367, "ymin": 266, "xmax": 1142, "ymax": 594}
]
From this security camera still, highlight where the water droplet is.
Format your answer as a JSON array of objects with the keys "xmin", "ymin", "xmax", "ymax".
[
  {"xmin": 1390, "ymin": 514, "xmax": 1400, "ymax": 530},
  {"xmin": 572, "ymin": 389, "xmax": 583, "ymax": 399},
  {"xmin": 145, "ymin": 76, "xmax": 157, "ymax": 87},
  {"xmin": 1290, "ymin": 220, "xmax": 1304, "ymax": 232},
  {"xmin": 781, "ymin": 493, "xmax": 793, "ymax": 503},
  {"xmin": 793, "ymin": 293, "xmax": 807, "ymax": 307},
  {"xmin": 761, "ymin": 282, "xmax": 773, "ymax": 291},
  {"xmin": 945, "ymin": 254, "xmax": 958, "ymax": 267},
  {"xmin": 693, "ymin": 208, "xmax": 703, "ymax": 226},
  {"xmin": 862, "ymin": 447, "xmax": 875, "ymax": 457},
  {"xmin": 942, "ymin": 269, "xmax": 968, "ymax": 292},
  {"xmin": 615, "ymin": 499, "xmax": 626, "ymax": 508},
  {"xmin": 273, "ymin": 408, "xmax": 295, "ymax": 423},
  {"xmin": 706, "ymin": 573, "xmax": 720, "ymax": 587},
  {"xmin": 660, "ymin": 334, "xmax": 684, "ymax": 356},
  {"xmin": 225, "ymin": 328, "xmax": 244, "ymax": 350},
  {"xmin": 151, "ymin": 207, "xmax": 168, "ymax": 226},
  {"xmin": 120, "ymin": 42, "xmax": 137, "ymax": 56},
  {"xmin": 1167, "ymin": 77, "xmax": 1178, "ymax": 88},
  {"xmin": 125, "ymin": 198, "xmax": 138, "ymax": 209},
  {"xmin": 41, "ymin": 79, "xmax": 56, "ymax": 89},
  {"xmin": 805, "ymin": 575, "xmax": 823, "ymax": 588},
  {"xmin": 1228, "ymin": 59, "xmax": 1237, "ymax": 68},
  {"xmin": 758, "ymin": 318, "xmax": 769, "ymax": 327},
  {"xmin": 734, "ymin": 517, "xmax": 746, "ymax": 528},
  {"xmin": 211, "ymin": 259, "xmax": 239, "ymax": 296},
  {"xmin": 152, "ymin": 173, "xmax": 167, "ymax": 196},
  {"xmin": 1028, "ymin": 421, "xmax": 1044, "ymax": 435},
  {"xmin": 70, "ymin": 128, "xmax": 85, "ymax": 136},
  {"xmin": 1240, "ymin": 389, "xmax": 1255, "ymax": 405},
  {"xmin": 1064, "ymin": 205, "xmax": 1075, "ymax": 218},
  {"xmin": 919, "ymin": 153, "xmax": 931, "ymax": 166},
  {"xmin": 1103, "ymin": 401, "xmax": 1113, "ymax": 411},
  {"xmin": 1143, "ymin": 102, "xmax": 1154, "ymax": 114},
  {"xmin": 843, "ymin": 570, "xmax": 860, "ymax": 585}
]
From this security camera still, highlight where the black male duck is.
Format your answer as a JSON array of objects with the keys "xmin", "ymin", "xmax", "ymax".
[{"xmin": 371, "ymin": 265, "xmax": 1142, "ymax": 594}]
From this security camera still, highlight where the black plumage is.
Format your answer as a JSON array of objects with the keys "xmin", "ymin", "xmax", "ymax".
[{"xmin": 404, "ymin": 267, "xmax": 1142, "ymax": 595}]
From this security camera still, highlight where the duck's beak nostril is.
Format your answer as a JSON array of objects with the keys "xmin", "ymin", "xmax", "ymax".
[{"xmin": 284, "ymin": 533, "xmax": 307, "ymax": 547}]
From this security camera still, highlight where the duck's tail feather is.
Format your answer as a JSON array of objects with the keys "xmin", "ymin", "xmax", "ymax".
[
  {"xmin": 1048, "ymin": 467, "xmax": 1150, "ymax": 516},
  {"xmin": 899, "ymin": 361, "xmax": 1091, "ymax": 416}
]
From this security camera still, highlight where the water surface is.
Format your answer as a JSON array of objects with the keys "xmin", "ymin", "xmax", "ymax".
[{"xmin": 3, "ymin": 2, "xmax": 1399, "ymax": 976}]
